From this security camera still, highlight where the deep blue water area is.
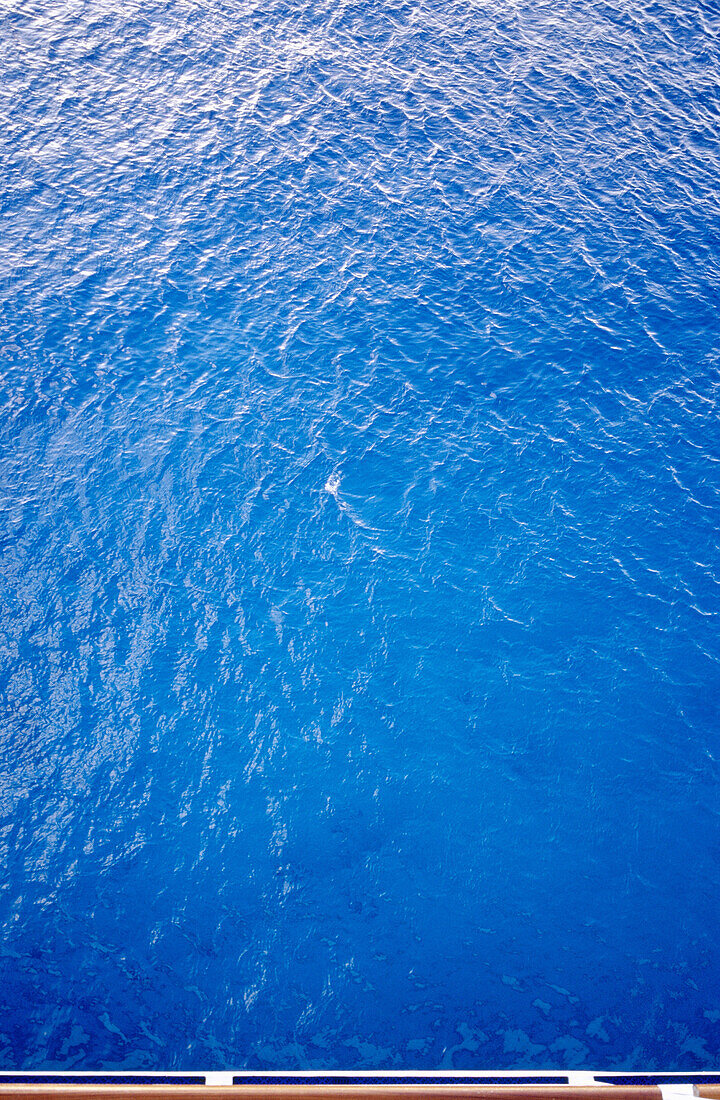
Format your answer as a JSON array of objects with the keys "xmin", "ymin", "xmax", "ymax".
[{"xmin": 1, "ymin": 0, "xmax": 720, "ymax": 1071}]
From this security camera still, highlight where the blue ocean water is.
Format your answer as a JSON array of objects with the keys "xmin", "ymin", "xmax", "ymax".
[{"xmin": 1, "ymin": 0, "xmax": 720, "ymax": 1071}]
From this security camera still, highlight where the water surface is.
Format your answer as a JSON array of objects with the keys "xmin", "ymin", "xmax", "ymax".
[{"xmin": 1, "ymin": 0, "xmax": 720, "ymax": 1071}]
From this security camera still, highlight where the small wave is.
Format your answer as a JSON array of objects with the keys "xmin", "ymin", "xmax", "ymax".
[{"xmin": 324, "ymin": 472, "xmax": 341, "ymax": 497}]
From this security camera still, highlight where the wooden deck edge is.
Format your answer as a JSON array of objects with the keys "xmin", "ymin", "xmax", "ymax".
[
  {"xmin": 0, "ymin": 1085, "xmax": 716, "ymax": 1100},
  {"xmin": 0, "ymin": 1085, "xmax": 676, "ymax": 1100}
]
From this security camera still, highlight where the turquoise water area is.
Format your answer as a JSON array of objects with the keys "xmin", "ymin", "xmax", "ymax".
[{"xmin": 1, "ymin": 0, "xmax": 720, "ymax": 1071}]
